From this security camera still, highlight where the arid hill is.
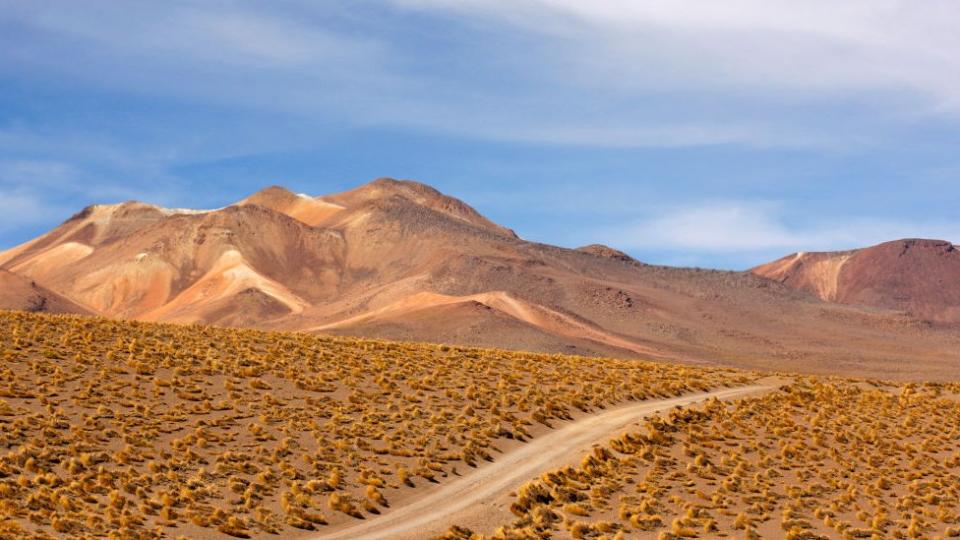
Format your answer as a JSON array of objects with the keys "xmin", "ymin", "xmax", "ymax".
[
  {"xmin": 0, "ymin": 268, "xmax": 89, "ymax": 315},
  {"xmin": 752, "ymin": 238, "xmax": 960, "ymax": 323},
  {"xmin": 2, "ymin": 178, "xmax": 959, "ymax": 379}
]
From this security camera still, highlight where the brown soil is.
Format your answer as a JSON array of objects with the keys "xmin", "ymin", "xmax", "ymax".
[
  {"xmin": 0, "ymin": 269, "xmax": 89, "ymax": 315},
  {"xmin": 753, "ymin": 238, "xmax": 960, "ymax": 323},
  {"xmin": 0, "ymin": 309, "xmax": 751, "ymax": 540}
]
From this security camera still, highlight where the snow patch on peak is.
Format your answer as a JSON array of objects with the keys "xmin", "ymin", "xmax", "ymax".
[{"xmin": 157, "ymin": 206, "xmax": 220, "ymax": 216}]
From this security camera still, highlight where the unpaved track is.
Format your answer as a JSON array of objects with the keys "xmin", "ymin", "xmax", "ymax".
[{"xmin": 311, "ymin": 384, "xmax": 774, "ymax": 540}]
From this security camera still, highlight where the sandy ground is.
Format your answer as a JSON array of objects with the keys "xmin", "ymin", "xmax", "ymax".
[
  {"xmin": 309, "ymin": 384, "xmax": 777, "ymax": 540},
  {"xmin": 0, "ymin": 310, "xmax": 755, "ymax": 540}
]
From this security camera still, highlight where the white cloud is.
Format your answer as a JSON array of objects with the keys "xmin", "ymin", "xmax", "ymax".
[
  {"xmin": 0, "ymin": 190, "xmax": 57, "ymax": 231},
  {"xmin": 9, "ymin": 2, "xmax": 378, "ymax": 69},
  {"xmin": 1, "ymin": 2, "xmax": 396, "ymax": 117},
  {"xmin": 393, "ymin": 0, "xmax": 960, "ymax": 112},
  {"xmin": 4, "ymin": 1, "xmax": 954, "ymax": 150},
  {"xmin": 590, "ymin": 200, "xmax": 960, "ymax": 257},
  {"xmin": 0, "ymin": 159, "xmax": 77, "ymax": 186},
  {"xmin": 466, "ymin": 123, "xmax": 837, "ymax": 150},
  {"xmin": 617, "ymin": 201, "xmax": 810, "ymax": 252}
]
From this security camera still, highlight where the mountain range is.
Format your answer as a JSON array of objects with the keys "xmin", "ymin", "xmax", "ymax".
[{"xmin": 2, "ymin": 178, "xmax": 958, "ymax": 379}]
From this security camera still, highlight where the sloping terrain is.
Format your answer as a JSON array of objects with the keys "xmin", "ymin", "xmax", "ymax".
[
  {"xmin": 3, "ymin": 311, "xmax": 958, "ymax": 540},
  {"xmin": 752, "ymin": 238, "xmax": 960, "ymax": 323},
  {"xmin": 0, "ymin": 269, "xmax": 89, "ymax": 315},
  {"xmin": 458, "ymin": 379, "xmax": 960, "ymax": 540},
  {"xmin": 0, "ymin": 202, "xmax": 344, "ymax": 323},
  {"xmin": 311, "ymin": 385, "xmax": 774, "ymax": 540},
  {"xmin": 0, "ymin": 310, "xmax": 749, "ymax": 540},
  {"xmin": 2, "ymin": 178, "xmax": 960, "ymax": 378}
]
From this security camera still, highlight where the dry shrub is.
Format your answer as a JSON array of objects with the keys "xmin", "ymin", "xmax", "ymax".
[{"xmin": 0, "ymin": 310, "xmax": 748, "ymax": 538}]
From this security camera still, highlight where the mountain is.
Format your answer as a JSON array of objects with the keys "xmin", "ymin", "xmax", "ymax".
[
  {"xmin": 575, "ymin": 244, "xmax": 641, "ymax": 264},
  {"xmin": 752, "ymin": 239, "xmax": 960, "ymax": 323},
  {"xmin": 0, "ymin": 269, "xmax": 90, "ymax": 314},
  {"xmin": 2, "ymin": 178, "xmax": 959, "ymax": 379}
]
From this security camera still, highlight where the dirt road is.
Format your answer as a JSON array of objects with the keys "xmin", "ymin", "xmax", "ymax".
[{"xmin": 310, "ymin": 384, "xmax": 775, "ymax": 540}]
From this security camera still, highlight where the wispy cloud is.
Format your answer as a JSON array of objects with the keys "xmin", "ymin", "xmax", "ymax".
[
  {"xmin": 0, "ymin": 189, "xmax": 61, "ymax": 232},
  {"xmin": 586, "ymin": 200, "xmax": 960, "ymax": 266},
  {"xmin": 1, "ymin": 2, "xmax": 392, "ymax": 109},
  {"xmin": 0, "ymin": 159, "xmax": 77, "ymax": 187},
  {"xmin": 6, "ymin": 1, "xmax": 953, "ymax": 150},
  {"xmin": 0, "ymin": 158, "xmax": 107, "ymax": 233},
  {"xmin": 394, "ymin": 0, "xmax": 960, "ymax": 113}
]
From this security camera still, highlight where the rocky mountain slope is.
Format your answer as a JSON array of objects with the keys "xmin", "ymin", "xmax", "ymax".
[
  {"xmin": 0, "ymin": 269, "xmax": 89, "ymax": 315},
  {"xmin": 2, "ymin": 178, "xmax": 958, "ymax": 379},
  {"xmin": 752, "ymin": 239, "xmax": 960, "ymax": 323}
]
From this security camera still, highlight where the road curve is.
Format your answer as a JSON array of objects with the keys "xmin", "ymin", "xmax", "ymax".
[{"xmin": 310, "ymin": 384, "xmax": 775, "ymax": 540}]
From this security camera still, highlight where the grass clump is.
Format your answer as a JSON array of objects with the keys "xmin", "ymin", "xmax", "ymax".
[
  {"xmin": 466, "ymin": 379, "xmax": 960, "ymax": 539},
  {"xmin": 0, "ymin": 310, "xmax": 747, "ymax": 537}
]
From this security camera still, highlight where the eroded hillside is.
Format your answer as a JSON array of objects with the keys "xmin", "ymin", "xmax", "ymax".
[{"xmin": 3, "ymin": 179, "xmax": 960, "ymax": 379}]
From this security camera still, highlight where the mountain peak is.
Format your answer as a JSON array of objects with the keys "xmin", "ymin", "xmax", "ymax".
[
  {"xmin": 232, "ymin": 179, "xmax": 516, "ymax": 237},
  {"xmin": 576, "ymin": 244, "xmax": 640, "ymax": 264},
  {"xmin": 236, "ymin": 185, "xmax": 343, "ymax": 226},
  {"xmin": 885, "ymin": 238, "xmax": 955, "ymax": 253},
  {"xmin": 752, "ymin": 237, "xmax": 960, "ymax": 322},
  {"xmin": 332, "ymin": 177, "xmax": 454, "ymax": 203},
  {"xmin": 367, "ymin": 176, "xmax": 435, "ymax": 191},
  {"xmin": 244, "ymin": 184, "xmax": 297, "ymax": 200},
  {"xmin": 326, "ymin": 178, "xmax": 518, "ymax": 238}
]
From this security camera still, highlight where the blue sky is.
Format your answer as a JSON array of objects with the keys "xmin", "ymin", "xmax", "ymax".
[{"xmin": 1, "ymin": 1, "xmax": 959, "ymax": 269}]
